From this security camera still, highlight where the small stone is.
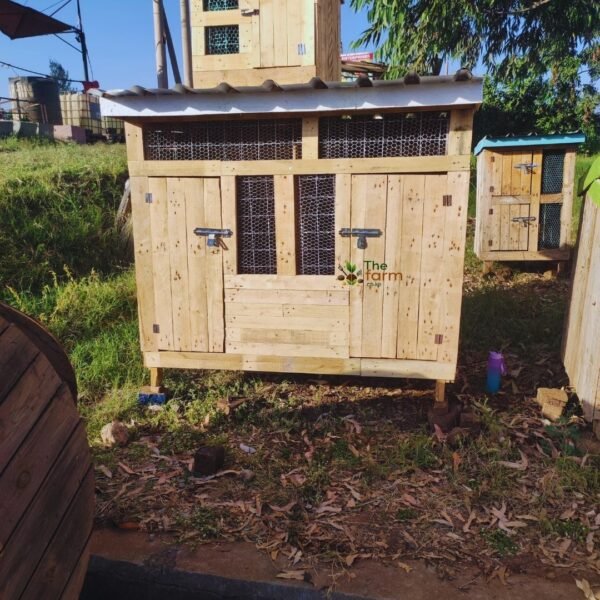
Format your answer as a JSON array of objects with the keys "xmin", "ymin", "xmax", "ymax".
[
  {"xmin": 192, "ymin": 446, "xmax": 225, "ymax": 476},
  {"xmin": 239, "ymin": 469, "xmax": 255, "ymax": 482},
  {"xmin": 427, "ymin": 403, "xmax": 462, "ymax": 433},
  {"xmin": 535, "ymin": 388, "xmax": 568, "ymax": 421},
  {"xmin": 100, "ymin": 421, "xmax": 129, "ymax": 448}
]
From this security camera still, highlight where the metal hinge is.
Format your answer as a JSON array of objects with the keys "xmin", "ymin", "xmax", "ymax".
[
  {"xmin": 153, "ymin": 324, "xmax": 160, "ymax": 334},
  {"xmin": 435, "ymin": 334, "xmax": 444, "ymax": 345},
  {"xmin": 442, "ymin": 195, "xmax": 452, "ymax": 207},
  {"xmin": 241, "ymin": 8, "xmax": 259, "ymax": 16},
  {"xmin": 490, "ymin": 156, "xmax": 495, "ymax": 163},
  {"xmin": 489, "ymin": 208, "xmax": 494, "ymax": 215},
  {"xmin": 145, "ymin": 193, "xmax": 153, "ymax": 204},
  {"xmin": 488, "ymin": 240, "xmax": 493, "ymax": 247},
  {"xmin": 489, "ymin": 186, "xmax": 495, "ymax": 193}
]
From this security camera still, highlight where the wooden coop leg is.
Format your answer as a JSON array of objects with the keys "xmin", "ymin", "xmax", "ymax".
[
  {"xmin": 482, "ymin": 261, "xmax": 493, "ymax": 275},
  {"xmin": 150, "ymin": 367, "xmax": 163, "ymax": 388},
  {"xmin": 435, "ymin": 380, "xmax": 447, "ymax": 410}
]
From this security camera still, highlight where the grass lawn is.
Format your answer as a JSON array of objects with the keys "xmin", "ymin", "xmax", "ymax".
[{"xmin": 2, "ymin": 137, "xmax": 600, "ymax": 584}]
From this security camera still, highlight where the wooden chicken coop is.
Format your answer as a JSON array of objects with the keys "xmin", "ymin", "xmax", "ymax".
[
  {"xmin": 474, "ymin": 134, "xmax": 585, "ymax": 269},
  {"xmin": 100, "ymin": 72, "xmax": 482, "ymax": 397},
  {"xmin": 191, "ymin": 0, "xmax": 341, "ymax": 87}
]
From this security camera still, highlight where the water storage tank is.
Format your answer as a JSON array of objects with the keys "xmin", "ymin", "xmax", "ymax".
[{"xmin": 9, "ymin": 76, "xmax": 63, "ymax": 125}]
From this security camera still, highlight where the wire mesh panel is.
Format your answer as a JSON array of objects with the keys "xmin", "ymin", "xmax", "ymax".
[
  {"xmin": 144, "ymin": 119, "xmax": 302, "ymax": 161},
  {"xmin": 541, "ymin": 151, "xmax": 565, "ymax": 194},
  {"xmin": 538, "ymin": 203, "xmax": 562, "ymax": 249},
  {"xmin": 237, "ymin": 177, "xmax": 277, "ymax": 274},
  {"xmin": 204, "ymin": 0, "xmax": 238, "ymax": 10},
  {"xmin": 296, "ymin": 175, "xmax": 336, "ymax": 275},
  {"xmin": 205, "ymin": 25, "xmax": 239, "ymax": 55},
  {"xmin": 319, "ymin": 112, "xmax": 449, "ymax": 159}
]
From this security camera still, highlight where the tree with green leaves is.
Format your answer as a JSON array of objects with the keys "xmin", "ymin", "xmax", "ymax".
[
  {"xmin": 350, "ymin": 0, "xmax": 599, "ymax": 150},
  {"xmin": 49, "ymin": 60, "xmax": 76, "ymax": 93}
]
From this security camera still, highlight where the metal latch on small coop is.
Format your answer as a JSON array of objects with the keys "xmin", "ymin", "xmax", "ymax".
[
  {"xmin": 194, "ymin": 227, "xmax": 233, "ymax": 247},
  {"xmin": 339, "ymin": 228, "xmax": 383, "ymax": 249}
]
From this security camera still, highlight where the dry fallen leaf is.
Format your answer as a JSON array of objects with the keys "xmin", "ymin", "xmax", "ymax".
[
  {"xmin": 96, "ymin": 464, "xmax": 113, "ymax": 479},
  {"xmin": 576, "ymin": 579, "xmax": 600, "ymax": 600},
  {"xmin": 497, "ymin": 450, "xmax": 528, "ymax": 471},
  {"xmin": 397, "ymin": 561, "xmax": 413, "ymax": 573}
]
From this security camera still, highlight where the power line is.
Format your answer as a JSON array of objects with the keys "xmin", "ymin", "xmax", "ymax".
[{"xmin": 0, "ymin": 60, "xmax": 87, "ymax": 83}]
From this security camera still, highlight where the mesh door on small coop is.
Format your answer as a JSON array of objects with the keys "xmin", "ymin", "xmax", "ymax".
[
  {"xmin": 474, "ymin": 134, "xmax": 585, "ymax": 266},
  {"xmin": 100, "ymin": 73, "xmax": 482, "ymax": 390}
]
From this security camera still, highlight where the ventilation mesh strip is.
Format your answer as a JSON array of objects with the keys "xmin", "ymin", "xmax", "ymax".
[
  {"xmin": 144, "ymin": 119, "xmax": 303, "ymax": 161},
  {"xmin": 296, "ymin": 175, "xmax": 336, "ymax": 275},
  {"xmin": 237, "ymin": 176, "xmax": 277, "ymax": 274},
  {"xmin": 205, "ymin": 25, "xmax": 239, "ymax": 55},
  {"xmin": 319, "ymin": 112, "xmax": 449, "ymax": 159},
  {"xmin": 541, "ymin": 151, "xmax": 565, "ymax": 194},
  {"xmin": 538, "ymin": 203, "xmax": 562, "ymax": 250},
  {"xmin": 204, "ymin": 0, "xmax": 238, "ymax": 10}
]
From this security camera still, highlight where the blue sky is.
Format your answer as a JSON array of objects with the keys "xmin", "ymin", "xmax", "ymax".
[{"xmin": 0, "ymin": 1, "xmax": 374, "ymax": 97}]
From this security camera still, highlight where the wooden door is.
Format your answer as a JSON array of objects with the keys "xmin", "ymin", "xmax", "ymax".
[
  {"xmin": 346, "ymin": 173, "xmax": 468, "ymax": 363},
  {"xmin": 224, "ymin": 174, "xmax": 350, "ymax": 360},
  {"xmin": 487, "ymin": 151, "xmax": 538, "ymax": 251},
  {"xmin": 131, "ymin": 177, "xmax": 225, "ymax": 354},
  {"xmin": 259, "ymin": 0, "xmax": 313, "ymax": 68}
]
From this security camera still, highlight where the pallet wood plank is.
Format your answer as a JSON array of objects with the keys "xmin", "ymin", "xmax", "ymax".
[
  {"xmin": 274, "ymin": 175, "xmax": 297, "ymax": 275},
  {"xmin": 167, "ymin": 177, "xmax": 192, "ymax": 352},
  {"xmin": 283, "ymin": 304, "xmax": 343, "ymax": 318},
  {"xmin": 225, "ymin": 274, "xmax": 345, "ymax": 290},
  {"xmin": 203, "ymin": 178, "xmax": 225, "ymax": 352},
  {"xmin": 226, "ymin": 315, "xmax": 346, "ymax": 331},
  {"xmin": 0, "ymin": 422, "xmax": 90, "ymax": 599},
  {"xmin": 60, "ymin": 537, "xmax": 91, "ymax": 600},
  {"xmin": 349, "ymin": 174, "xmax": 367, "ymax": 357},
  {"xmin": 185, "ymin": 177, "xmax": 209, "ymax": 352},
  {"xmin": 381, "ymin": 175, "xmax": 403, "ymax": 358},
  {"xmin": 130, "ymin": 177, "xmax": 158, "ymax": 352},
  {"xmin": 417, "ymin": 174, "xmax": 446, "ymax": 361},
  {"xmin": 437, "ymin": 171, "xmax": 469, "ymax": 366},
  {"xmin": 273, "ymin": 0, "xmax": 288, "ymax": 67},
  {"xmin": 226, "ymin": 341, "xmax": 349, "ymax": 358},
  {"xmin": 149, "ymin": 177, "xmax": 175, "ymax": 350},
  {"xmin": 20, "ymin": 468, "xmax": 95, "ymax": 600},
  {"xmin": 259, "ymin": 0, "xmax": 275, "ymax": 67},
  {"xmin": 528, "ymin": 150, "xmax": 543, "ymax": 252},
  {"xmin": 360, "ymin": 174, "xmax": 388, "ymax": 358},
  {"xmin": 302, "ymin": 117, "xmax": 319, "ymax": 160},
  {"xmin": 397, "ymin": 175, "xmax": 425, "ymax": 359},
  {"xmin": 228, "ymin": 327, "xmax": 347, "ymax": 346},
  {"xmin": 561, "ymin": 150, "xmax": 576, "ymax": 247},
  {"xmin": 220, "ymin": 176, "xmax": 238, "ymax": 276},
  {"xmin": 225, "ymin": 289, "xmax": 348, "ymax": 305}
]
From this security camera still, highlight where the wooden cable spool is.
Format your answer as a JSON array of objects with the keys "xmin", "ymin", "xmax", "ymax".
[{"xmin": 0, "ymin": 302, "xmax": 94, "ymax": 600}]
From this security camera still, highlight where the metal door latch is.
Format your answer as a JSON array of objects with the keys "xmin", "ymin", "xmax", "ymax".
[
  {"xmin": 511, "ymin": 216, "xmax": 536, "ymax": 227},
  {"xmin": 241, "ymin": 8, "xmax": 259, "ymax": 16},
  {"xmin": 514, "ymin": 162, "xmax": 539, "ymax": 173},
  {"xmin": 339, "ymin": 228, "xmax": 382, "ymax": 249},
  {"xmin": 193, "ymin": 227, "xmax": 233, "ymax": 247}
]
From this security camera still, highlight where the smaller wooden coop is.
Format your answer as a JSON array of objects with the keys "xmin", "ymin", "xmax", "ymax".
[
  {"xmin": 474, "ymin": 134, "xmax": 585, "ymax": 267},
  {"xmin": 100, "ymin": 72, "xmax": 482, "ymax": 395}
]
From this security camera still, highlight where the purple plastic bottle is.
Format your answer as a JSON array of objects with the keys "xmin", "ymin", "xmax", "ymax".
[{"xmin": 486, "ymin": 351, "xmax": 507, "ymax": 394}]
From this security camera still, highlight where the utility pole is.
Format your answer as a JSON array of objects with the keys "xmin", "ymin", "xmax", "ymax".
[
  {"xmin": 180, "ymin": 0, "xmax": 193, "ymax": 87},
  {"xmin": 153, "ymin": 0, "xmax": 168, "ymax": 88},
  {"xmin": 76, "ymin": 0, "xmax": 90, "ymax": 82}
]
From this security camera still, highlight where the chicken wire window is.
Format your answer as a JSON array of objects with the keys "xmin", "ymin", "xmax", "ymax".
[
  {"xmin": 541, "ymin": 151, "xmax": 565, "ymax": 194},
  {"xmin": 296, "ymin": 175, "xmax": 336, "ymax": 275},
  {"xmin": 319, "ymin": 112, "xmax": 449, "ymax": 159},
  {"xmin": 237, "ymin": 177, "xmax": 277, "ymax": 274},
  {"xmin": 144, "ymin": 119, "xmax": 302, "ymax": 161},
  {"xmin": 204, "ymin": 0, "xmax": 238, "ymax": 10},
  {"xmin": 538, "ymin": 203, "xmax": 562, "ymax": 250},
  {"xmin": 205, "ymin": 25, "xmax": 239, "ymax": 55}
]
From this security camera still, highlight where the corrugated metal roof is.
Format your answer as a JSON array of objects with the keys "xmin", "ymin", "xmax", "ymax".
[
  {"xmin": 101, "ymin": 69, "xmax": 480, "ymax": 99},
  {"xmin": 474, "ymin": 133, "xmax": 585, "ymax": 155}
]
